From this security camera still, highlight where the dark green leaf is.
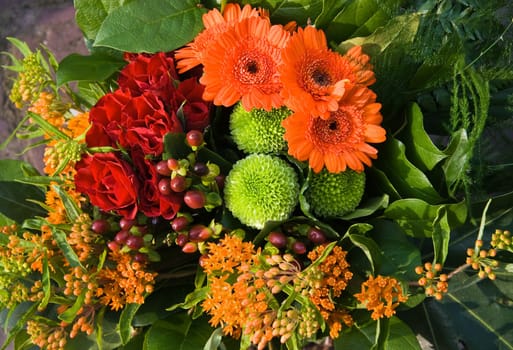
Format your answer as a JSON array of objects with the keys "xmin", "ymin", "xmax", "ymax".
[
  {"xmin": 442, "ymin": 129, "xmax": 471, "ymax": 196},
  {"xmin": 203, "ymin": 327, "xmax": 223, "ymax": 350},
  {"xmin": 341, "ymin": 194, "xmax": 389, "ymax": 220},
  {"xmin": 94, "ymin": 0, "xmax": 206, "ymax": 53},
  {"xmin": 57, "ymin": 53, "xmax": 126, "ymax": 86},
  {"xmin": 0, "ymin": 159, "xmax": 40, "ymax": 180},
  {"xmin": 163, "ymin": 132, "xmax": 191, "ymax": 161},
  {"xmin": 0, "ymin": 181, "xmax": 46, "ymax": 223},
  {"xmin": 384, "ymin": 198, "xmax": 467, "ymax": 237},
  {"xmin": 346, "ymin": 233, "xmax": 382, "ymax": 274},
  {"xmin": 399, "ymin": 103, "xmax": 447, "ymax": 172},
  {"xmin": 369, "ymin": 219, "xmax": 422, "ymax": 281},
  {"xmin": 432, "ymin": 207, "xmax": 450, "ymax": 265},
  {"xmin": 143, "ymin": 313, "xmax": 213, "ymax": 350},
  {"xmin": 120, "ymin": 304, "xmax": 141, "ymax": 345}
]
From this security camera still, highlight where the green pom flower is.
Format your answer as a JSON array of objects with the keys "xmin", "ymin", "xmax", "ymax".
[
  {"xmin": 304, "ymin": 168, "xmax": 365, "ymax": 218},
  {"xmin": 224, "ymin": 154, "xmax": 299, "ymax": 229},
  {"xmin": 230, "ymin": 103, "xmax": 290, "ymax": 154}
]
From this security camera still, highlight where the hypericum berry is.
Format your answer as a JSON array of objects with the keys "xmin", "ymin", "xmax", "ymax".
[
  {"xmin": 170, "ymin": 176, "xmax": 187, "ymax": 192},
  {"xmin": 175, "ymin": 233, "xmax": 189, "ymax": 247},
  {"xmin": 307, "ymin": 227, "xmax": 327, "ymax": 245},
  {"xmin": 268, "ymin": 231, "xmax": 287, "ymax": 249},
  {"xmin": 189, "ymin": 224, "xmax": 212, "ymax": 242},
  {"xmin": 125, "ymin": 235, "xmax": 144, "ymax": 250},
  {"xmin": 91, "ymin": 219, "xmax": 110, "ymax": 234},
  {"xmin": 107, "ymin": 241, "xmax": 120, "ymax": 251},
  {"xmin": 156, "ymin": 160, "xmax": 172, "ymax": 176},
  {"xmin": 171, "ymin": 216, "xmax": 190, "ymax": 232},
  {"xmin": 291, "ymin": 241, "xmax": 307, "ymax": 255},
  {"xmin": 182, "ymin": 241, "xmax": 198, "ymax": 253},
  {"xmin": 158, "ymin": 178, "xmax": 172, "ymax": 195},
  {"xmin": 119, "ymin": 218, "xmax": 136, "ymax": 230},
  {"xmin": 193, "ymin": 162, "xmax": 209, "ymax": 176},
  {"xmin": 114, "ymin": 230, "xmax": 130, "ymax": 244},
  {"xmin": 215, "ymin": 174, "xmax": 226, "ymax": 189},
  {"xmin": 134, "ymin": 252, "xmax": 148, "ymax": 263},
  {"xmin": 184, "ymin": 190, "xmax": 206, "ymax": 209},
  {"xmin": 167, "ymin": 158, "xmax": 179, "ymax": 171},
  {"xmin": 186, "ymin": 130, "xmax": 204, "ymax": 147}
]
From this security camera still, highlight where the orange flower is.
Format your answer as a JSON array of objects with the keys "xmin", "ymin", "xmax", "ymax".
[
  {"xmin": 354, "ymin": 275, "xmax": 408, "ymax": 320},
  {"xmin": 199, "ymin": 16, "xmax": 289, "ymax": 111},
  {"xmin": 175, "ymin": 4, "xmax": 259, "ymax": 73},
  {"xmin": 282, "ymin": 85, "xmax": 386, "ymax": 173},
  {"xmin": 279, "ymin": 26, "xmax": 375, "ymax": 119}
]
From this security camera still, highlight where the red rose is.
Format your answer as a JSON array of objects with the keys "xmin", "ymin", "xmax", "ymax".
[
  {"xmin": 75, "ymin": 153, "xmax": 140, "ymax": 219},
  {"xmin": 174, "ymin": 78, "xmax": 212, "ymax": 131},
  {"xmin": 87, "ymin": 90, "xmax": 183, "ymax": 156},
  {"xmin": 131, "ymin": 147, "xmax": 182, "ymax": 219},
  {"xmin": 118, "ymin": 52, "xmax": 179, "ymax": 102}
]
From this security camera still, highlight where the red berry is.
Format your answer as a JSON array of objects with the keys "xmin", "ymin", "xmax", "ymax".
[
  {"xmin": 292, "ymin": 241, "xmax": 307, "ymax": 255},
  {"xmin": 307, "ymin": 227, "xmax": 327, "ymax": 245},
  {"xmin": 125, "ymin": 235, "xmax": 144, "ymax": 250},
  {"xmin": 189, "ymin": 224, "xmax": 212, "ymax": 242},
  {"xmin": 171, "ymin": 216, "xmax": 190, "ymax": 232},
  {"xmin": 186, "ymin": 130, "xmax": 204, "ymax": 147},
  {"xmin": 155, "ymin": 160, "xmax": 172, "ymax": 176},
  {"xmin": 182, "ymin": 242, "xmax": 198, "ymax": 253},
  {"xmin": 167, "ymin": 158, "xmax": 179, "ymax": 171},
  {"xmin": 175, "ymin": 233, "xmax": 189, "ymax": 247},
  {"xmin": 184, "ymin": 190, "xmax": 206, "ymax": 209},
  {"xmin": 91, "ymin": 219, "xmax": 110, "ymax": 234},
  {"xmin": 133, "ymin": 252, "xmax": 148, "ymax": 263},
  {"xmin": 170, "ymin": 176, "xmax": 187, "ymax": 192},
  {"xmin": 158, "ymin": 178, "xmax": 172, "ymax": 195},
  {"xmin": 114, "ymin": 230, "xmax": 130, "ymax": 244},
  {"xmin": 107, "ymin": 241, "xmax": 120, "ymax": 251},
  {"xmin": 215, "ymin": 174, "xmax": 225, "ymax": 189},
  {"xmin": 268, "ymin": 231, "xmax": 287, "ymax": 249},
  {"xmin": 119, "ymin": 218, "xmax": 136, "ymax": 230}
]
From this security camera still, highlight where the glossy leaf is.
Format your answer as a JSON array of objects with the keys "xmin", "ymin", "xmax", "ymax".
[
  {"xmin": 143, "ymin": 313, "xmax": 213, "ymax": 350},
  {"xmin": 341, "ymin": 194, "xmax": 389, "ymax": 220},
  {"xmin": 74, "ymin": 0, "xmax": 129, "ymax": 40},
  {"xmin": 442, "ymin": 129, "xmax": 471, "ymax": 196},
  {"xmin": 94, "ymin": 0, "xmax": 206, "ymax": 53},
  {"xmin": 345, "ymin": 230, "xmax": 382, "ymax": 274},
  {"xmin": 374, "ymin": 138, "xmax": 444, "ymax": 204},
  {"xmin": 120, "ymin": 304, "xmax": 141, "ymax": 345},
  {"xmin": 57, "ymin": 53, "xmax": 126, "ymax": 86},
  {"xmin": 432, "ymin": 206, "xmax": 450, "ymax": 265},
  {"xmin": 0, "ymin": 181, "xmax": 46, "ymax": 223},
  {"xmin": 400, "ymin": 103, "xmax": 448, "ymax": 172},
  {"xmin": 0, "ymin": 159, "xmax": 40, "ymax": 180},
  {"xmin": 384, "ymin": 198, "xmax": 467, "ymax": 237}
]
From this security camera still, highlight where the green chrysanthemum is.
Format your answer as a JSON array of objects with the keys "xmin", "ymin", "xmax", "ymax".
[
  {"xmin": 230, "ymin": 103, "xmax": 290, "ymax": 154},
  {"xmin": 224, "ymin": 154, "xmax": 299, "ymax": 229},
  {"xmin": 304, "ymin": 168, "xmax": 365, "ymax": 218}
]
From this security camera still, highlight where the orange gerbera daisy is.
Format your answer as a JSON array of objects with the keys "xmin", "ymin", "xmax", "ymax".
[
  {"xmin": 199, "ymin": 16, "xmax": 289, "ymax": 111},
  {"xmin": 282, "ymin": 85, "xmax": 386, "ymax": 173},
  {"xmin": 175, "ymin": 4, "xmax": 259, "ymax": 73},
  {"xmin": 280, "ymin": 26, "xmax": 376, "ymax": 119}
]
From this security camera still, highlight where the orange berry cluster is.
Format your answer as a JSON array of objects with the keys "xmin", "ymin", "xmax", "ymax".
[
  {"xmin": 415, "ymin": 262, "xmax": 448, "ymax": 300},
  {"xmin": 491, "ymin": 229, "xmax": 512, "ymax": 251},
  {"xmin": 466, "ymin": 239, "xmax": 498, "ymax": 280},
  {"xmin": 26, "ymin": 320, "xmax": 68, "ymax": 350}
]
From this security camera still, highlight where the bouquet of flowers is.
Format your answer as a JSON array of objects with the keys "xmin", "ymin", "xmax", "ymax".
[{"xmin": 1, "ymin": 0, "xmax": 513, "ymax": 349}]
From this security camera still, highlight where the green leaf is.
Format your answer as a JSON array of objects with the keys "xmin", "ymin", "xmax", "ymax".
[
  {"xmin": 0, "ymin": 181, "xmax": 46, "ymax": 223},
  {"xmin": 442, "ymin": 129, "xmax": 471, "ymax": 196},
  {"xmin": 384, "ymin": 198, "xmax": 467, "ymax": 237},
  {"xmin": 94, "ymin": 0, "xmax": 206, "ymax": 53},
  {"xmin": 143, "ymin": 313, "xmax": 213, "ymax": 350},
  {"xmin": 432, "ymin": 206, "xmax": 450, "ymax": 265},
  {"xmin": 368, "ymin": 219, "xmax": 422, "ymax": 281},
  {"xmin": 341, "ymin": 194, "xmax": 389, "ymax": 220},
  {"xmin": 163, "ymin": 132, "xmax": 191, "ymax": 161},
  {"xmin": 399, "ymin": 103, "xmax": 448, "ymax": 172},
  {"xmin": 0, "ymin": 159, "xmax": 40, "ymax": 180},
  {"xmin": 203, "ymin": 327, "xmax": 223, "ymax": 350},
  {"xmin": 345, "ymin": 230, "xmax": 382, "ymax": 274},
  {"xmin": 57, "ymin": 53, "xmax": 126, "ymax": 86},
  {"xmin": 52, "ymin": 184, "xmax": 81, "ymax": 222},
  {"xmin": 74, "ymin": 0, "xmax": 128, "ymax": 40},
  {"xmin": 334, "ymin": 316, "xmax": 421, "ymax": 349},
  {"xmin": 268, "ymin": 0, "xmax": 323, "ymax": 25},
  {"xmin": 120, "ymin": 304, "xmax": 141, "ymax": 345},
  {"xmin": 52, "ymin": 229, "xmax": 84, "ymax": 268},
  {"xmin": 374, "ymin": 137, "xmax": 445, "ymax": 204}
]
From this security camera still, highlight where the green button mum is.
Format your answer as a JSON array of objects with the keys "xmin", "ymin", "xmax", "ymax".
[
  {"xmin": 305, "ymin": 168, "xmax": 365, "ymax": 218},
  {"xmin": 224, "ymin": 154, "xmax": 299, "ymax": 229},
  {"xmin": 230, "ymin": 103, "xmax": 291, "ymax": 154}
]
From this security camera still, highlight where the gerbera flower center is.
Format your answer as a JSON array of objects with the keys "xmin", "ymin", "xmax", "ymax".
[
  {"xmin": 311, "ymin": 112, "xmax": 352, "ymax": 145},
  {"xmin": 234, "ymin": 50, "xmax": 274, "ymax": 85},
  {"xmin": 312, "ymin": 68, "xmax": 332, "ymax": 87}
]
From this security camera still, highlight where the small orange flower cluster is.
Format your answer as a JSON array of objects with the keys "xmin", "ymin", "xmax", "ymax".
[
  {"xmin": 26, "ymin": 320, "xmax": 68, "ymax": 350},
  {"xmin": 29, "ymin": 91, "xmax": 65, "ymax": 131},
  {"xmin": 68, "ymin": 213, "xmax": 103, "ymax": 263},
  {"xmin": 97, "ymin": 250, "xmax": 157, "ymax": 311},
  {"xmin": 466, "ymin": 239, "xmax": 498, "ymax": 280},
  {"xmin": 176, "ymin": 3, "xmax": 386, "ymax": 174},
  {"xmin": 306, "ymin": 245, "xmax": 354, "ymax": 338},
  {"xmin": 354, "ymin": 275, "xmax": 408, "ymax": 320},
  {"xmin": 202, "ymin": 236, "xmax": 356, "ymax": 348},
  {"xmin": 491, "ymin": 229, "xmax": 512, "ymax": 251},
  {"xmin": 415, "ymin": 262, "xmax": 448, "ymax": 300}
]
